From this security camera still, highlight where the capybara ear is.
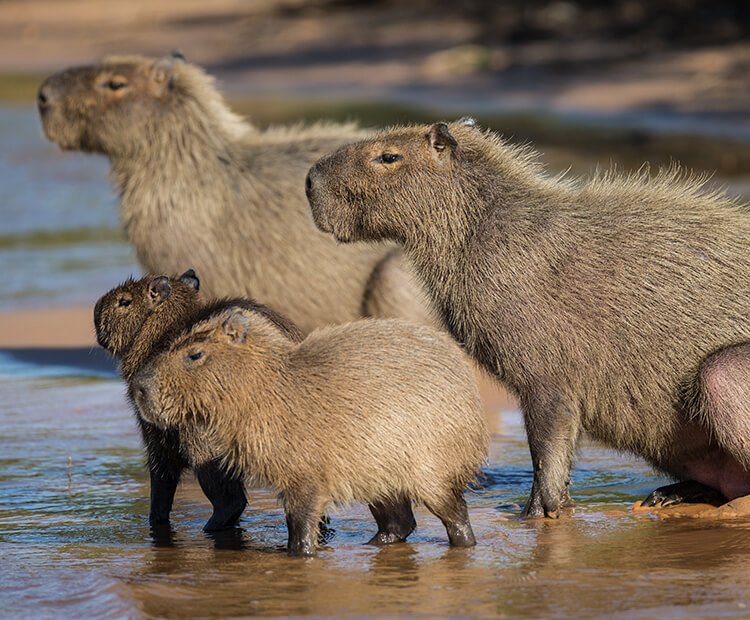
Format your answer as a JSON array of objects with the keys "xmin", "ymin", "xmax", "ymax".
[
  {"xmin": 428, "ymin": 122, "xmax": 458, "ymax": 158},
  {"xmin": 149, "ymin": 51, "xmax": 184, "ymax": 92},
  {"xmin": 147, "ymin": 275, "xmax": 172, "ymax": 307},
  {"xmin": 222, "ymin": 308, "xmax": 252, "ymax": 345},
  {"xmin": 458, "ymin": 117, "xmax": 477, "ymax": 129},
  {"xmin": 179, "ymin": 269, "xmax": 200, "ymax": 290}
]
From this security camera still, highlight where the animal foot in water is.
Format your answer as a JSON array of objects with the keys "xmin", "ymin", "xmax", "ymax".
[{"xmin": 641, "ymin": 480, "xmax": 726, "ymax": 508}]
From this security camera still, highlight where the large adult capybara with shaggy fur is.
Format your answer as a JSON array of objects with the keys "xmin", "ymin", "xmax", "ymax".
[
  {"xmin": 133, "ymin": 309, "xmax": 488, "ymax": 555},
  {"xmin": 305, "ymin": 118, "xmax": 750, "ymax": 518},
  {"xmin": 39, "ymin": 51, "xmax": 432, "ymax": 333},
  {"xmin": 94, "ymin": 270, "xmax": 303, "ymax": 531}
]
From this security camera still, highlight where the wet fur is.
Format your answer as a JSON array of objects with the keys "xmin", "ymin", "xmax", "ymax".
[
  {"xmin": 306, "ymin": 119, "xmax": 750, "ymax": 516},
  {"xmin": 94, "ymin": 273, "xmax": 303, "ymax": 530}
]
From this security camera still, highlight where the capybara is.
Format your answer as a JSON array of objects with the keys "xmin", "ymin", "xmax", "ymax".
[
  {"xmin": 39, "ymin": 51, "xmax": 432, "ymax": 334},
  {"xmin": 94, "ymin": 270, "xmax": 303, "ymax": 530},
  {"xmin": 133, "ymin": 309, "xmax": 489, "ymax": 555},
  {"xmin": 305, "ymin": 118, "xmax": 750, "ymax": 517}
]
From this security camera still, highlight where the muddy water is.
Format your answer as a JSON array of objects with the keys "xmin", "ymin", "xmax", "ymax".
[{"xmin": 3, "ymin": 358, "xmax": 750, "ymax": 619}]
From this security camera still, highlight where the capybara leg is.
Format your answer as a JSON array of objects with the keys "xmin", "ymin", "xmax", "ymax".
[
  {"xmin": 367, "ymin": 496, "xmax": 417, "ymax": 545},
  {"xmin": 194, "ymin": 459, "xmax": 247, "ymax": 532},
  {"xmin": 425, "ymin": 491, "xmax": 476, "ymax": 548},
  {"xmin": 641, "ymin": 480, "xmax": 726, "ymax": 508},
  {"xmin": 697, "ymin": 343, "xmax": 750, "ymax": 471},
  {"xmin": 520, "ymin": 397, "xmax": 581, "ymax": 519},
  {"xmin": 284, "ymin": 491, "xmax": 324, "ymax": 557},
  {"xmin": 361, "ymin": 250, "xmax": 435, "ymax": 325},
  {"xmin": 140, "ymin": 421, "xmax": 187, "ymax": 525}
]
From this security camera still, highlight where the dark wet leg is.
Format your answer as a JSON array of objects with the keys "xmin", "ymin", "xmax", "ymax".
[
  {"xmin": 425, "ymin": 491, "xmax": 476, "ymax": 547},
  {"xmin": 285, "ymin": 489, "xmax": 324, "ymax": 556},
  {"xmin": 641, "ymin": 480, "xmax": 727, "ymax": 508},
  {"xmin": 367, "ymin": 496, "xmax": 417, "ymax": 545},
  {"xmin": 194, "ymin": 459, "xmax": 247, "ymax": 531}
]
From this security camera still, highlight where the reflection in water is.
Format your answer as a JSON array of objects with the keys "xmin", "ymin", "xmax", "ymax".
[{"xmin": 3, "ymin": 372, "xmax": 750, "ymax": 618}]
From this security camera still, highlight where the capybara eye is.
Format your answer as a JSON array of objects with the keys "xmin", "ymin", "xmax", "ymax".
[
  {"xmin": 101, "ymin": 80, "xmax": 128, "ymax": 91},
  {"xmin": 377, "ymin": 153, "xmax": 402, "ymax": 164},
  {"xmin": 187, "ymin": 349, "xmax": 205, "ymax": 362},
  {"xmin": 117, "ymin": 297, "xmax": 131, "ymax": 307}
]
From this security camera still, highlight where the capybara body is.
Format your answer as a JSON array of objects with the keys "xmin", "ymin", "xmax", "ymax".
[
  {"xmin": 94, "ymin": 271, "xmax": 303, "ymax": 530},
  {"xmin": 134, "ymin": 311, "xmax": 488, "ymax": 555},
  {"xmin": 305, "ymin": 119, "xmax": 750, "ymax": 517},
  {"xmin": 39, "ymin": 52, "xmax": 432, "ymax": 333}
]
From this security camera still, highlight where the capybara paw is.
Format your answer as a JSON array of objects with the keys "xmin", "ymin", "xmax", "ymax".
[
  {"xmin": 367, "ymin": 531, "xmax": 408, "ymax": 545},
  {"xmin": 642, "ymin": 480, "xmax": 726, "ymax": 508},
  {"xmin": 202, "ymin": 500, "xmax": 247, "ymax": 532}
]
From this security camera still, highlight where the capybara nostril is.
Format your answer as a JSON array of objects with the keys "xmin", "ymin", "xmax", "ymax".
[
  {"xmin": 304, "ymin": 172, "xmax": 313, "ymax": 199},
  {"xmin": 37, "ymin": 86, "xmax": 50, "ymax": 108}
]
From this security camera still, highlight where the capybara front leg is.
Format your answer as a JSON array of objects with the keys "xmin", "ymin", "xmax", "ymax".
[
  {"xmin": 194, "ymin": 458, "xmax": 247, "ymax": 532},
  {"xmin": 641, "ymin": 480, "xmax": 726, "ymax": 508},
  {"xmin": 367, "ymin": 496, "xmax": 417, "ymax": 545},
  {"xmin": 284, "ymin": 490, "xmax": 324, "ymax": 556},
  {"xmin": 140, "ymin": 421, "xmax": 187, "ymax": 526},
  {"xmin": 425, "ymin": 490, "xmax": 476, "ymax": 547},
  {"xmin": 521, "ymin": 396, "xmax": 581, "ymax": 519}
]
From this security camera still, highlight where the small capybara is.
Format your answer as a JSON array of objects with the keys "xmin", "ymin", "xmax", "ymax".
[
  {"xmin": 305, "ymin": 118, "xmax": 750, "ymax": 517},
  {"xmin": 39, "ymin": 51, "xmax": 433, "ymax": 334},
  {"xmin": 133, "ymin": 309, "xmax": 489, "ymax": 555},
  {"xmin": 94, "ymin": 270, "xmax": 303, "ymax": 530}
]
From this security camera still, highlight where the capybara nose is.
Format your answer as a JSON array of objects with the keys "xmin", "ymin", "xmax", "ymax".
[{"xmin": 305, "ymin": 171, "xmax": 313, "ymax": 199}]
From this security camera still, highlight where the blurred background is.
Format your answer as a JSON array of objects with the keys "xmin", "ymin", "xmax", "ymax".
[{"xmin": 1, "ymin": 0, "xmax": 749, "ymax": 318}]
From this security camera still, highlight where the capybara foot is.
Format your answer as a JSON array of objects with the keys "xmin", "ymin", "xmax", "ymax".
[
  {"xmin": 203, "ymin": 498, "xmax": 247, "ymax": 532},
  {"xmin": 642, "ymin": 480, "xmax": 726, "ymax": 508},
  {"xmin": 368, "ymin": 497, "xmax": 417, "ymax": 545}
]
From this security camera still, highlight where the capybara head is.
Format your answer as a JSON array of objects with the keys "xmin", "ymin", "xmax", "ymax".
[
  {"xmin": 305, "ymin": 118, "xmax": 484, "ymax": 244},
  {"xmin": 94, "ymin": 269, "xmax": 202, "ymax": 358},
  {"xmin": 38, "ymin": 50, "xmax": 243, "ymax": 156},
  {"xmin": 133, "ymin": 307, "xmax": 283, "ymax": 429}
]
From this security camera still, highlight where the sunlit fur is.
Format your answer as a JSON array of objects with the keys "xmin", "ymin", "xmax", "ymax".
[
  {"xmin": 307, "ymin": 119, "xmax": 750, "ymax": 515},
  {"xmin": 39, "ymin": 54, "xmax": 433, "ymax": 333},
  {"xmin": 137, "ymin": 312, "xmax": 488, "ymax": 546}
]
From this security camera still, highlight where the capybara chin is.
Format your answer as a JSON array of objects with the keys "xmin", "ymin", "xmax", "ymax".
[
  {"xmin": 306, "ymin": 118, "xmax": 750, "ymax": 518},
  {"xmin": 133, "ymin": 309, "xmax": 489, "ymax": 556},
  {"xmin": 94, "ymin": 270, "xmax": 304, "ymax": 532},
  {"xmin": 39, "ymin": 51, "xmax": 433, "ymax": 334}
]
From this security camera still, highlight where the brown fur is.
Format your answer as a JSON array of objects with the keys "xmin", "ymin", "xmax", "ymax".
[
  {"xmin": 39, "ymin": 52, "xmax": 433, "ymax": 333},
  {"xmin": 306, "ymin": 118, "xmax": 750, "ymax": 517},
  {"xmin": 94, "ymin": 270, "xmax": 303, "ymax": 530},
  {"xmin": 133, "ymin": 312, "xmax": 488, "ymax": 555}
]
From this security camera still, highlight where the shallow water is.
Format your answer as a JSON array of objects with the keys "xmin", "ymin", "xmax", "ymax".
[
  {"xmin": 3, "ymin": 358, "xmax": 750, "ymax": 619},
  {"xmin": 4, "ymin": 101, "xmax": 750, "ymax": 618}
]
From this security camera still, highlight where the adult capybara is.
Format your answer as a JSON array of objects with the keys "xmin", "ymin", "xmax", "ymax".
[
  {"xmin": 39, "ymin": 51, "xmax": 432, "ymax": 334},
  {"xmin": 305, "ymin": 118, "xmax": 750, "ymax": 517},
  {"xmin": 133, "ymin": 309, "xmax": 489, "ymax": 555},
  {"xmin": 94, "ymin": 270, "xmax": 303, "ymax": 531}
]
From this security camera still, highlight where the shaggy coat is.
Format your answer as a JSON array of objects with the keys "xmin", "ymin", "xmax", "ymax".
[
  {"xmin": 305, "ymin": 118, "xmax": 750, "ymax": 517},
  {"xmin": 134, "ymin": 311, "xmax": 488, "ymax": 555},
  {"xmin": 94, "ymin": 270, "xmax": 303, "ymax": 530},
  {"xmin": 39, "ymin": 52, "xmax": 432, "ymax": 333}
]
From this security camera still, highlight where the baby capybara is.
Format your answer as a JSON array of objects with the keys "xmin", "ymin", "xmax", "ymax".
[
  {"xmin": 133, "ymin": 309, "xmax": 489, "ymax": 555},
  {"xmin": 94, "ymin": 270, "xmax": 303, "ymax": 530},
  {"xmin": 305, "ymin": 118, "xmax": 750, "ymax": 517}
]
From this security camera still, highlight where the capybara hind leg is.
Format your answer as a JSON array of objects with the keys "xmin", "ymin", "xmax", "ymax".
[
  {"xmin": 284, "ymin": 490, "xmax": 325, "ymax": 556},
  {"xmin": 194, "ymin": 459, "xmax": 247, "ymax": 532},
  {"xmin": 425, "ymin": 491, "xmax": 476, "ymax": 547},
  {"xmin": 641, "ymin": 480, "xmax": 726, "ymax": 508},
  {"xmin": 367, "ymin": 496, "xmax": 417, "ymax": 545},
  {"xmin": 697, "ymin": 343, "xmax": 750, "ymax": 471},
  {"xmin": 361, "ymin": 250, "xmax": 435, "ymax": 325}
]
